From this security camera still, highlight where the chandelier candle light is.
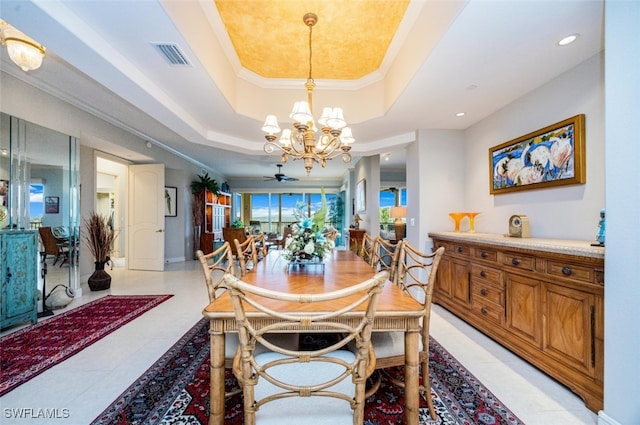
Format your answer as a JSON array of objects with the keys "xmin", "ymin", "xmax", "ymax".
[{"xmin": 262, "ymin": 13, "xmax": 354, "ymax": 176}]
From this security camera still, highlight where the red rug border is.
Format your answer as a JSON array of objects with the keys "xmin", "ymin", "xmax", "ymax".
[{"xmin": 0, "ymin": 294, "xmax": 173, "ymax": 397}]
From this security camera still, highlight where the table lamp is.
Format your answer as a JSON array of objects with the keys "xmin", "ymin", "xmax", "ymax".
[
  {"xmin": 390, "ymin": 206, "xmax": 407, "ymax": 240},
  {"xmin": 353, "ymin": 213, "xmax": 362, "ymax": 229}
]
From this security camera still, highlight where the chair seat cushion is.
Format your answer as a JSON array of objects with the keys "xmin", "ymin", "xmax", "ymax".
[
  {"xmin": 225, "ymin": 333, "xmax": 299, "ymax": 358},
  {"xmin": 369, "ymin": 331, "xmax": 424, "ymax": 358},
  {"xmin": 251, "ymin": 350, "xmax": 356, "ymax": 425}
]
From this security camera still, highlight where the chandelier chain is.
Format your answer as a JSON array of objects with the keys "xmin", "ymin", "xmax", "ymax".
[{"xmin": 308, "ymin": 22, "xmax": 313, "ymax": 82}]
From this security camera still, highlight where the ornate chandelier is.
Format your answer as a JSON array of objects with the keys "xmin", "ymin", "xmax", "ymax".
[{"xmin": 261, "ymin": 13, "xmax": 354, "ymax": 176}]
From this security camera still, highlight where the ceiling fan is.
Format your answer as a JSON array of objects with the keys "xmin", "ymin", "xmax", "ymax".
[{"xmin": 264, "ymin": 164, "xmax": 299, "ymax": 182}]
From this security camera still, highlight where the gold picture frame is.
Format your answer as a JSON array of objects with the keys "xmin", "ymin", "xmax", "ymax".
[{"xmin": 489, "ymin": 114, "xmax": 585, "ymax": 194}]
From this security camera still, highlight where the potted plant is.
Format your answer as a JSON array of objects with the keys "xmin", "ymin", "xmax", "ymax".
[
  {"xmin": 83, "ymin": 212, "xmax": 116, "ymax": 291},
  {"xmin": 190, "ymin": 172, "xmax": 220, "ymax": 196}
]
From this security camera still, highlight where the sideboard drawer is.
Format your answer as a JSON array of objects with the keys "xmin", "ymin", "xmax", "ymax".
[
  {"xmin": 470, "ymin": 264, "xmax": 503, "ymax": 287},
  {"xmin": 500, "ymin": 252, "xmax": 535, "ymax": 271},
  {"xmin": 450, "ymin": 243, "xmax": 470, "ymax": 257},
  {"xmin": 470, "ymin": 296, "xmax": 504, "ymax": 325},
  {"xmin": 545, "ymin": 261, "xmax": 595, "ymax": 283},
  {"xmin": 433, "ymin": 240, "xmax": 449, "ymax": 252},
  {"xmin": 472, "ymin": 247, "xmax": 498, "ymax": 263},
  {"xmin": 471, "ymin": 281, "xmax": 504, "ymax": 307}
]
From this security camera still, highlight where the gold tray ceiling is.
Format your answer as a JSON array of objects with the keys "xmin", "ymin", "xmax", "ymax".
[{"xmin": 215, "ymin": 0, "xmax": 410, "ymax": 80}]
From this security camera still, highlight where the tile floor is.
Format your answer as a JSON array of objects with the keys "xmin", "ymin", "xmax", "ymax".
[{"xmin": 0, "ymin": 259, "xmax": 598, "ymax": 425}]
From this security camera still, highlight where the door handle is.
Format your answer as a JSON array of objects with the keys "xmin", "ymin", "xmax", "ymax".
[{"xmin": 156, "ymin": 229, "xmax": 164, "ymax": 233}]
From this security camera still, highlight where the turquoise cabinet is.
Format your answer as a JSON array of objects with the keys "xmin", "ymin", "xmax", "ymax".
[{"xmin": 0, "ymin": 230, "xmax": 38, "ymax": 329}]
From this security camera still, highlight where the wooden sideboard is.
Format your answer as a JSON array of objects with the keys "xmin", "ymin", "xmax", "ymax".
[
  {"xmin": 348, "ymin": 229, "xmax": 366, "ymax": 253},
  {"xmin": 429, "ymin": 232, "xmax": 604, "ymax": 412}
]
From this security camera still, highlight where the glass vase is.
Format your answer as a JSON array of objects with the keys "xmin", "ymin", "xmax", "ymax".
[
  {"xmin": 449, "ymin": 212, "xmax": 466, "ymax": 232},
  {"xmin": 466, "ymin": 212, "xmax": 480, "ymax": 233}
]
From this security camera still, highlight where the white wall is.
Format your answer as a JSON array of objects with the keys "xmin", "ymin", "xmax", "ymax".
[
  {"xmin": 464, "ymin": 53, "xmax": 605, "ymax": 240},
  {"xmin": 410, "ymin": 129, "xmax": 465, "ymax": 253},
  {"xmin": 602, "ymin": 2, "xmax": 640, "ymax": 424}
]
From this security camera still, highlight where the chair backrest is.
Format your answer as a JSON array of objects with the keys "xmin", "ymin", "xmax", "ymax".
[
  {"xmin": 372, "ymin": 237, "xmax": 402, "ymax": 283},
  {"xmin": 280, "ymin": 226, "xmax": 293, "ymax": 248},
  {"xmin": 38, "ymin": 226, "xmax": 59, "ymax": 255},
  {"xmin": 253, "ymin": 232, "xmax": 268, "ymax": 258},
  {"xmin": 234, "ymin": 235, "xmax": 258, "ymax": 276},
  {"xmin": 358, "ymin": 232, "xmax": 375, "ymax": 265},
  {"xmin": 223, "ymin": 227, "xmax": 247, "ymax": 255},
  {"xmin": 249, "ymin": 220, "xmax": 262, "ymax": 235},
  {"xmin": 196, "ymin": 243, "xmax": 235, "ymax": 302},
  {"xmin": 395, "ymin": 243, "xmax": 445, "ymax": 347},
  {"xmin": 223, "ymin": 270, "xmax": 388, "ymax": 423},
  {"xmin": 51, "ymin": 226, "xmax": 70, "ymax": 240}
]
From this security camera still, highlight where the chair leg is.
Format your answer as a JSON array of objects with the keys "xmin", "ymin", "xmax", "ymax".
[
  {"xmin": 365, "ymin": 371, "xmax": 382, "ymax": 398},
  {"xmin": 421, "ymin": 360, "xmax": 437, "ymax": 420},
  {"xmin": 381, "ymin": 365, "xmax": 438, "ymax": 420}
]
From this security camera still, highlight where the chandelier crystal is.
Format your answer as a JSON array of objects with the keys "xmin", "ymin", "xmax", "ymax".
[{"xmin": 262, "ymin": 13, "xmax": 353, "ymax": 176}]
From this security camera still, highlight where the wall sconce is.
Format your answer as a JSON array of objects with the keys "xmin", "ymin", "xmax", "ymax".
[{"xmin": 1, "ymin": 20, "xmax": 46, "ymax": 72}]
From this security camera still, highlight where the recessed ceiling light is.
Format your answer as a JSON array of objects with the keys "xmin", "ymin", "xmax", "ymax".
[
  {"xmin": 0, "ymin": 149, "xmax": 8, "ymax": 156},
  {"xmin": 383, "ymin": 153, "xmax": 391, "ymax": 161},
  {"xmin": 558, "ymin": 33, "xmax": 579, "ymax": 46},
  {"xmin": 455, "ymin": 112, "xmax": 465, "ymax": 117}
]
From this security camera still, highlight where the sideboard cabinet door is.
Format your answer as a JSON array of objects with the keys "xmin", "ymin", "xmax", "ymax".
[{"xmin": 0, "ymin": 230, "xmax": 38, "ymax": 329}]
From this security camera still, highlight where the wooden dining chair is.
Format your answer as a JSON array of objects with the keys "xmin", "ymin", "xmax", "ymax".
[
  {"xmin": 234, "ymin": 235, "xmax": 258, "ymax": 277},
  {"xmin": 358, "ymin": 232, "xmax": 375, "ymax": 265},
  {"xmin": 196, "ymin": 244, "xmax": 240, "ymax": 396},
  {"xmin": 223, "ymin": 227, "xmax": 247, "ymax": 257},
  {"xmin": 367, "ymin": 243, "xmax": 445, "ymax": 420},
  {"xmin": 196, "ymin": 242, "xmax": 235, "ymax": 303},
  {"xmin": 279, "ymin": 226, "xmax": 293, "ymax": 249},
  {"xmin": 371, "ymin": 237, "xmax": 402, "ymax": 283},
  {"xmin": 38, "ymin": 226, "xmax": 69, "ymax": 266},
  {"xmin": 197, "ymin": 244, "xmax": 298, "ymax": 399},
  {"xmin": 254, "ymin": 232, "xmax": 269, "ymax": 259},
  {"xmin": 223, "ymin": 270, "xmax": 388, "ymax": 425}
]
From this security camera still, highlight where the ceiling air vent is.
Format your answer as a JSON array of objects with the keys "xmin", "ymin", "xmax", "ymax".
[{"xmin": 152, "ymin": 43, "xmax": 191, "ymax": 66}]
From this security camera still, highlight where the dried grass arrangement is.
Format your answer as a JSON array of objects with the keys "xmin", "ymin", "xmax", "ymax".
[{"xmin": 83, "ymin": 212, "xmax": 116, "ymax": 263}]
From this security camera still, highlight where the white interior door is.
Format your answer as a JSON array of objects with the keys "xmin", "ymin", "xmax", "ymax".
[{"xmin": 128, "ymin": 164, "xmax": 164, "ymax": 271}]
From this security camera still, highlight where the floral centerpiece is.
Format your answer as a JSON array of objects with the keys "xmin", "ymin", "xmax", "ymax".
[{"xmin": 283, "ymin": 190, "xmax": 335, "ymax": 263}]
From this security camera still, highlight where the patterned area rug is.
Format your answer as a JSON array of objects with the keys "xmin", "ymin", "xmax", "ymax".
[
  {"xmin": 93, "ymin": 318, "xmax": 524, "ymax": 425},
  {"xmin": 0, "ymin": 294, "xmax": 173, "ymax": 396}
]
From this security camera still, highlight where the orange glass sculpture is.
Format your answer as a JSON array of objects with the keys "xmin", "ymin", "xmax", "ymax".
[
  {"xmin": 449, "ymin": 212, "xmax": 466, "ymax": 232},
  {"xmin": 466, "ymin": 212, "xmax": 480, "ymax": 233}
]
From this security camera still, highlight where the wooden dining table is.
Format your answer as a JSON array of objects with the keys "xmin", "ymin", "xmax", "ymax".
[{"xmin": 202, "ymin": 249, "xmax": 424, "ymax": 425}]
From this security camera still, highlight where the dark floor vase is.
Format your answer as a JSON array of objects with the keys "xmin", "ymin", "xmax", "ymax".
[{"xmin": 88, "ymin": 261, "xmax": 111, "ymax": 291}]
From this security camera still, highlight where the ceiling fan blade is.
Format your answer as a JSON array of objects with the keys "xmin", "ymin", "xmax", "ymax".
[{"xmin": 281, "ymin": 175, "xmax": 299, "ymax": 181}]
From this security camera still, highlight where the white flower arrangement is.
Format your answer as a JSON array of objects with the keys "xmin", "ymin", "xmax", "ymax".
[{"xmin": 283, "ymin": 189, "xmax": 335, "ymax": 262}]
